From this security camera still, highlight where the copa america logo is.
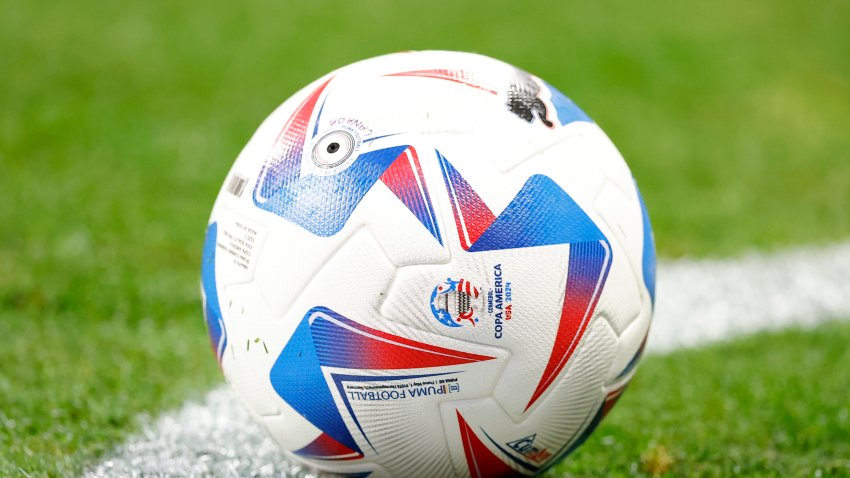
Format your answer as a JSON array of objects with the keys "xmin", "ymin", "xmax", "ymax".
[{"xmin": 429, "ymin": 278, "xmax": 483, "ymax": 328}]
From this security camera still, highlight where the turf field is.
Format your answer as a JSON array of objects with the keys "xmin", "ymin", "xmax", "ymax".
[
  {"xmin": 1, "ymin": 0, "xmax": 849, "ymax": 476},
  {"xmin": 563, "ymin": 321, "xmax": 850, "ymax": 477}
]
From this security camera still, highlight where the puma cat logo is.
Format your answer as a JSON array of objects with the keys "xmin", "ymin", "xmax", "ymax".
[{"xmin": 507, "ymin": 73, "xmax": 554, "ymax": 128}]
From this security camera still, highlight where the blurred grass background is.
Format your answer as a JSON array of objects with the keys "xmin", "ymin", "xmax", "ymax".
[{"xmin": 1, "ymin": 0, "xmax": 849, "ymax": 475}]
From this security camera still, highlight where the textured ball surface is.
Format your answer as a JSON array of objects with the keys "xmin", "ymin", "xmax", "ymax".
[{"xmin": 201, "ymin": 50, "xmax": 656, "ymax": 477}]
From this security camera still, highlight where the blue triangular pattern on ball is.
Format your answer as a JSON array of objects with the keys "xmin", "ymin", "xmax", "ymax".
[
  {"xmin": 468, "ymin": 174, "xmax": 605, "ymax": 252},
  {"xmin": 269, "ymin": 314, "xmax": 362, "ymax": 456},
  {"xmin": 543, "ymin": 80, "xmax": 593, "ymax": 126}
]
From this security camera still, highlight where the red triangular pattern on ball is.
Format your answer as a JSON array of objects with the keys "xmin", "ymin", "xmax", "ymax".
[
  {"xmin": 294, "ymin": 431, "xmax": 363, "ymax": 461},
  {"xmin": 456, "ymin": 410, "xmax": 524, "ymax": 478},
  {"xmin": 601, "ymin": 386, "xmax": 627, "ymax": 419},
  {"xmin": 310, "ymin": 308, "xmax": 497, "ymax": 370},
  {"xmin": 386, "ymin": 69, "xmax": 499, "ymax": 95}
]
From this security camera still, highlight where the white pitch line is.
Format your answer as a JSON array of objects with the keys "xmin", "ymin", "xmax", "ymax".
[
  {"xmin": 650, "ymin": 241, "xmax": 850, "ymax": 352},
  {"xmin": 88, "ymin": 241, "xmax": 850, "ymax": 477}
]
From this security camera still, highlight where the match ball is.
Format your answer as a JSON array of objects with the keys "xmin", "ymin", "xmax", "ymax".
[{"xmin": 201, "ymin": 50, "xmax": 655, "ymax": 477}]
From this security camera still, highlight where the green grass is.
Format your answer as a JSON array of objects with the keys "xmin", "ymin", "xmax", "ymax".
[
  {"xmin": 554, "ymin": 321, "xmax": 850, "ymax": 477},
  {"xmin": 1, "ymin": 0, "xmax": 849, "ymax": 475},
  {"xmin": 0, "ymin": 312, "xmax": 215, "ymax": 475}
]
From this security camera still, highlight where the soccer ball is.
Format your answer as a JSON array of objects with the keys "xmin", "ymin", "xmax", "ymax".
[{"xmin": 201, "ymin": 51, "xmax": 655, "ymax": 477}]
